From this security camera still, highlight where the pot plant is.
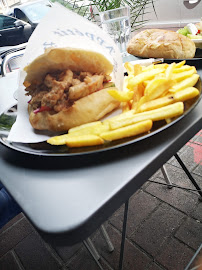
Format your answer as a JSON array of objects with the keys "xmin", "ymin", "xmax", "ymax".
[{"xmin": 52, "ymin": 0, "xmax": 157, "ymax": 32}]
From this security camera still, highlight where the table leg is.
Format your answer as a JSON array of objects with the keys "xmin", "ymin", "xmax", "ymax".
[
  {"xmin": 174, "ymin": 153, "xmax": 202, "ymax": 200},
  {"xmin": 119, "ymin": 199, "xmax": 129, "ymax": 270}
]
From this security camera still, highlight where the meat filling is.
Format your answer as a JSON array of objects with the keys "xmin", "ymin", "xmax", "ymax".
[{"xmin": 25, "ymin": 70, "xmax": 111, "ymax": 113}]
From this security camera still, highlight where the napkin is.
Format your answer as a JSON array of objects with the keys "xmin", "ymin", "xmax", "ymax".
[
  {"xmin": 0, "ymin": 71, "xmax": 19, "ymax": 115},
  {"xmin": 8, "ymin": 3, "xmax": 123, "ymax": 143}
]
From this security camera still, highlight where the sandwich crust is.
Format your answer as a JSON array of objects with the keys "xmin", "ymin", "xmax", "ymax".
[
  {"xmin": 24, "ymin": 47, "xmax": 113, "ymax": 85},
  {"xmin": 28, "ymin": 88, "xmax": 120, "ymax": 131},
  {"xmin": 127, "ymin": 29, "xmax": 196, "ymax": 59}
]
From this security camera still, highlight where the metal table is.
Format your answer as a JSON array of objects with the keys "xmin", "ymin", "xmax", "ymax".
[{"xmin": 0, "ymin": 58, "xmax": 201, "ymax": 269}]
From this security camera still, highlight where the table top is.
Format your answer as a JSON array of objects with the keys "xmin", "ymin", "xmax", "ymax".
[{"xmin": 0, "ymin": 57, "xmax": 201, "ymax": 246}]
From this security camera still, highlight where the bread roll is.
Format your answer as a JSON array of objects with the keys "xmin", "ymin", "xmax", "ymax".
[
  {"xmin": 127, "ymin": 29, "xmax": 196, "ymax": 59},
  {"xmin": 24, "ymin": 47, "xmax": 120, "ymax": 132}
]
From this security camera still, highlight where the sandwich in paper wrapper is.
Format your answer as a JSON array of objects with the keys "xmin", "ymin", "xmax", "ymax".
[{"xmin": 8, "ymin": 4, "xmax": 123, "ymax": 143}]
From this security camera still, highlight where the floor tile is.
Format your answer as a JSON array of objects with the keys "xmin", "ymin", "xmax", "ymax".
[
  {"xmin": 145, "ymin": 177, "xmax": 199, "ymax": 215},
  {"xmin": 175, "ymin": 217, "xmax": 202, "ymax": 250},
  {"xmin": 156, "ymin": 237, "xmax": 195, "ymax": 270},
  {"xmin": 109, "ymin": 190, "xmax": 160, "ymax": 237},
  {"xmin": 14, "ymin": 231, "xmax": 62, "ymax": 270},
  {"xmin": 130, "ymin": 203, "xmax": 185, "ymax": 257},
  {"xmin": 0, "ymin": 251, "xmax": 21, "ymax": 270},
  {"xmin": 0, "ymin": 217, "xmax": 33, "ymax": 257}
]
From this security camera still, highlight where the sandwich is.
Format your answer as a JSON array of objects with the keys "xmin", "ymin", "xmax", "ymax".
[
  {"xmin": 127, "ymin": 29, "xmax": 196, "ymax": 59},
  {"xmin": 24, "ymin": 47, "xmax": 120, "ymax": 131}
]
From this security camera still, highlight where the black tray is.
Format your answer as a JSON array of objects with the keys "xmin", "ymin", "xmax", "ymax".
[{"xmin": 0, "ymin": 60, "xmax": 201, "ymax": 157}]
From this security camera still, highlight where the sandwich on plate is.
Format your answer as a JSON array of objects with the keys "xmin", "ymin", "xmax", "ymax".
[{"xmin": 23, "ymin": 47, "xmax": 120, "ymax": 131}]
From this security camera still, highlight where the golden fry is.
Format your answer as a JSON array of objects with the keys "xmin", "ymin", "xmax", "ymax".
[
  {"xmin": 171, "ymin": 67, "xmax": 196, "ymax": 82},
  {"xmin": 172, "ymin": 65, "xmax": 193, "ymax": 73},
  {"xmin": 133, "ymin": 64, "xmax": 143, "ymax": 76},
  {"xmin": 68, "ymin": 121, "xmax": 109, "ymax": 136},
  {"xmin": 131, "ymin": 82, "xmax": 145, "ymax": 111},
  {"xmin": 139, "ymin": 87, "xmax": 199, "ymax": 112},
  {"xmin": 124, "ymin": 62, "xmax": 134, "ymax": 75},
  {"xmin": 122, "ymin": 101, "xmax": 131, "ymax": 112},
  {"xmin": 107, "ymin": 89, "xmax": 134, "ymax": 102},
  {"xmin": 108, "ymin": 102, "xmax": 184, "ymax": 130},
  {"xmin": 166, "ymin": 63, "xmax": 176, "ymax": 79},
  {"xmin": 47, "ymin": 134, "xmax": 72, "ymax": 145},
  {"xmin": 138, "ymin": 96, "xmax": 174, "ymax": 112},
  {"xmin": 169, "ymin": 74, "xmax": 199, "ymax": 93},
  {"xmin": 175, "ymin": 60, "xmax": 186, "ymax": 68},
  {"xmin": 100, "ymin": 120, "xmax": 152, "ymax": 141},
  {"xmin": 174, "ymin": 87, "xmax": 199, "ymax": 102},
  {"xmin": 144, "ymin": 77, "xmax": 173, "ymax": 100},
  {"xmin": 65, "ymin": 135, "xmax": 104, "ymax": 148},
  {"xmin": 127, "ymin": 68, "xmax": 165, "ymax": 89}
]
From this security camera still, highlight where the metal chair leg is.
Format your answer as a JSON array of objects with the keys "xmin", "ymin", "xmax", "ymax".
[
  {"xmin": 100, "ymin": 224, "xmax": 114, "ymax": 252},
  {"xmin": 161, "ymin": 165, "xmax": 173, "ymax": 188},
  {"xmin": 174, "ymin": 153, "xmax": 202, "ymax": 200},
  {"xmin": 83, "ymin": 239, "xmax": 104, "ymax": 270},
  {"xmin": 85, "ymin": 237, "xmax": 100, "ymax": 260}
]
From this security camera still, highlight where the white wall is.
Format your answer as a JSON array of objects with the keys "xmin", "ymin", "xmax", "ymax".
[{"xmin": 142, "ymin": 0, "xmax": 202, "ymax": 29}]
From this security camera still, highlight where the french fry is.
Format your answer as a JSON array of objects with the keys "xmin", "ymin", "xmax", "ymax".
[
  {"xmin": 124, "ymin": 62, "xmax": 134, "ymax": 75},
  {"xmin": 138, "ymin": 87, "xmax": 199, "ymax": 112},
  {"xmin": 122, "ymin": 101, "xmax": 131, "ymax": 112},
  {"xmin": 131, "ymin": 82, "xmax": 145, "ymax": 111},
  {"xmin": 175, "ymin": 60, "xmax": 186, "ymax": 68},
  {"xmin": 171, "ymin": 67, "xmax": 196, "ymax": 82},
  {"xmin": 103, "ymin": 110, "xmax": 135, "ymax": 124},
  {"xmin": 65, "ymin": 135, "xmax": 104, "ymax": 148},
  {"xmin": 172, "ymin": 65, "xmax": 193, "ymax": 73},
  {"xmin": 107, "ymin": 89, "xmax": 134, "ymax": 102},
  {"xmin": 127, "ymin": 68, "xmax": 165, "ymax": 89},
  {"xmin": 68, "ymin": 121, "xmax": 109, "ymax": 135},
  {"xmin": 153, "ymin": 63, "xmax": 169, "ymax": 69},
  {"xmin": 169, "ymin": 74, "xmax": 199, "ymax": 93},
  {"xmin": 173, "ymin": 87, "xmax": 199, "ymax": 102},
  {"xmin": 134, "ymin": 64, "xmax": 143, "ymax": 76},
  {"xmin": 108, "ymin": 102, "xmax": 184, "ymax": 130},
  {"xmin": 100, "ymin": 120, "xmax": 152, "ymax": 141},
  {"xmin": 138, "ymin": 96, "xmax": 174, "ymax": 112},
  {"xmin": 166, "ymin": 63, "xmax": 176, "ymax": 79},
  {"xmin": 144, "ymin": 77, "xmax": 173, "ymax": 100},
  {"xmin": 47, "ymin": 134, "xmax": 72, "ymax": 145},
  {"xmin": 121, "ymin": 76, "xmax": 132, "ymax": 111}
]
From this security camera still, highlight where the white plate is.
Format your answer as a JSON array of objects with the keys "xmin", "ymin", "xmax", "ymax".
[{"xmin": 192, "ymin": 38, "xmax": 202, "ymax": 49}]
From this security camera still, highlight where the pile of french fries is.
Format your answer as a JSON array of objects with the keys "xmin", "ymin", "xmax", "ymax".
[{"xmin": 47, "ymin": 60, "xmax": 200, "ymax": 148}]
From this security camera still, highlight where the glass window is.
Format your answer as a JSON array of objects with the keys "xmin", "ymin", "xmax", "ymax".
[
  {"xmin": 22, "ymin": 2, "xmax": 51, "ymax": 23},
  {"xmin": 0, "ymin": 15, "xmax": 16, "ymax": 30}
]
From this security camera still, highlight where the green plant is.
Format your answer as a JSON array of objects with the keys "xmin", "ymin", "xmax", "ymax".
[{"xmin": 52, "ymin": 0, "xmax": 157, "ymax": 32}]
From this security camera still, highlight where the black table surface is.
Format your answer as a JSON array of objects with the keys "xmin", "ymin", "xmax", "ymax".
[{"xmin": 0, "ymin": 57, "xmax": 201, "ymax": 246}]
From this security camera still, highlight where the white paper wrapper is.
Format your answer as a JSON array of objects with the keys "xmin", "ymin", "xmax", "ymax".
[
  {"xmin": 0, "ymin": 71, "xmax": 19, "ymax": 115},
  {"xmin": 8, "ymin": 3, "xmax": 123, "ymax": 143}
]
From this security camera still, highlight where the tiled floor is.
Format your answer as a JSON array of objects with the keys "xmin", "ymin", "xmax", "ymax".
[{"xmin": 0, "ymin": 130, "xmax": 202, "ymax": 270}]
